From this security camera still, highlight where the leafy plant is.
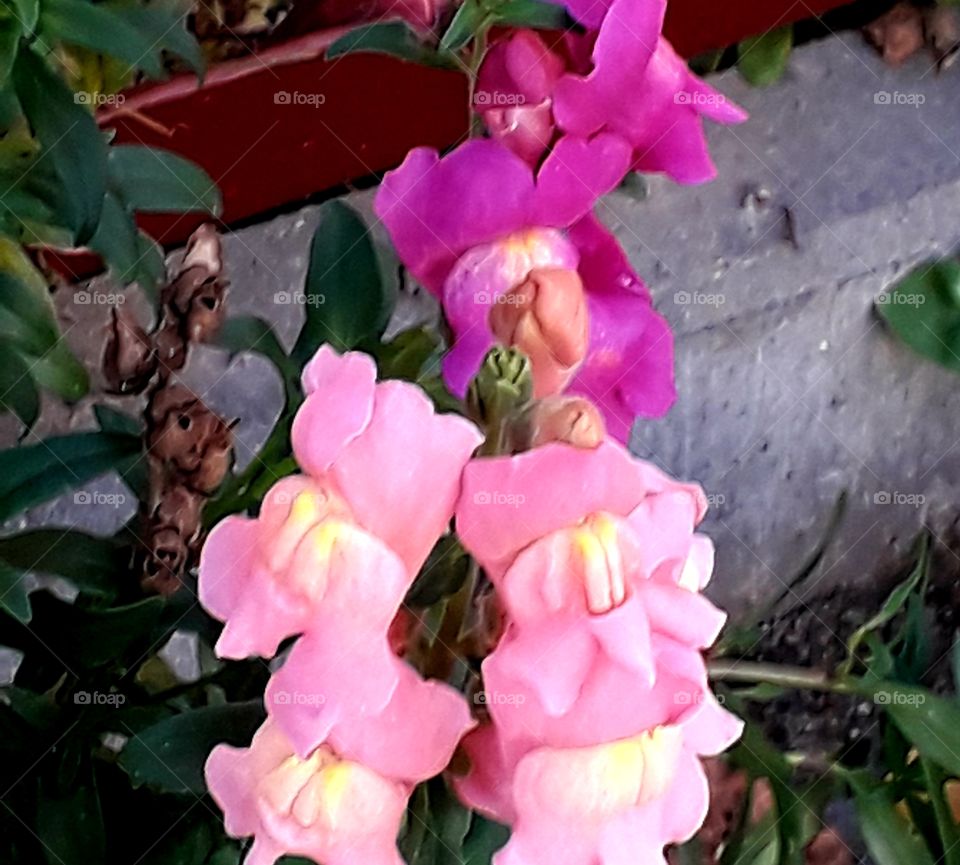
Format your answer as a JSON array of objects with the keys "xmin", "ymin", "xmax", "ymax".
[{"xmin": 0, "ymin": 0, "xmax": 220, "ymax": 418}]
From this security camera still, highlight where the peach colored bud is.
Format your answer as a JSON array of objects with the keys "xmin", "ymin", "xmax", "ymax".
[
  {"xmin": 516, "ymin": 396, "xmax": 606, "ymax": 450},
  {"xmin": 489, "ymin": 267, "xmax": 588, "ymax": 398}
]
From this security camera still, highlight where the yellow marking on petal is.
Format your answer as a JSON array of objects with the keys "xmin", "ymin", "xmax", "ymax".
[
  {"xmin": 636, "ymin": 726, "xmax": 683, "ymax": 804},
  {"xmin": 317, "ymin": 763, "xmax": 354, "ymax": 828},
  {"xmin": 574, "ymin": 513, "xmax": 626, "ymax": 614},
  {"xmin": 678, "ymin": 554, "xmax": 700, "ymax": 592}
]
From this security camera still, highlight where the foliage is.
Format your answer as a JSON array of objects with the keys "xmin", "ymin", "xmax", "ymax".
[{"xmin": 0, "ymin": 0, "xmax": 220, "ymax": 419}]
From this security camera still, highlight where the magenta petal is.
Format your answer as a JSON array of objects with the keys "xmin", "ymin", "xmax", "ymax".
[
  {"xmin": 552, "ymin": 0, "xmax": 667, "ymax": 137},
  {"xmin": 266, "ymin": 635, "xmax": 401, "ymax": 757},
  {"xmin": 632, "ymin": 108, "xmax": 718, "ymax": 184},
  {"xmin": 292, "ymin": 346, "xmax": 377, "ymax": 476},
  {"xmin": 331, "ymin": 661, "xmax": 473, "ymax": 781},
  {"xmin": 566, "ymin": 214, "xmax": 676, "ymax": 437},
  {"xmin": 374, "ymin": 142, "xmax": 537, "ymax": 293},
  {"xmin": 531, "ymin": 134, "xmax": 632, "ymax": 226}
]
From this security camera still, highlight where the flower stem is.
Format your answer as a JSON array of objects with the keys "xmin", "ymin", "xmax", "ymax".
[{"xmin": 707, "ymin": 659, "xmax": 857, "ymax": 695}]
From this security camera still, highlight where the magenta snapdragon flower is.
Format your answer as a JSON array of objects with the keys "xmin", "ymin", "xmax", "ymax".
[
  {"xmin": 477, "ymin": 0, "xmax": 747, "ymax": 183},
  {"xmin": 375, "ymin": 138, "xmax": 675, "ymax": 441}
]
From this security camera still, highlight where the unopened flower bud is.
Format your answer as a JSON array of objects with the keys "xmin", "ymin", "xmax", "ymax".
[
  {"xmin": 489, "ymin": 267, "xmax": 588, "ymax": 398},
  {"xmin": 512, "ymin": 396, "xmax": 606, "ymax": 451},
  {"xmin": 466, "ymin": 346, "xmax": 533, "ymax": 433}
]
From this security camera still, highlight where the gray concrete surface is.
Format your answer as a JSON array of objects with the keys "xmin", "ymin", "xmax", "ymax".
[{"xmin": 21, "ymin": 31, "xmax": 960, "ymax": 627}]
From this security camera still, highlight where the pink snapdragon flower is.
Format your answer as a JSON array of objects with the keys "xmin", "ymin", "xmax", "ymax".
[
  {"xmin": 199, "ymin": 347, "xmax": 481, "ymax": 750},
  {"xmin": 375, "ymin": 139, "xmax": 675, "ymax": 441},
  {"xmin": 477, "ymin": 2, "xmax": 747, "ymax": 184},
  {"xmin": 456, "ymin": 438, "xmax": 730, "ymax": 718},
  {"xmin": 207, "ymin": 673, "xmax": 472, "ymax": 865},
  {"xmin": 200, "ymin": 347, "xmax": 481, "ymax": 658},
  {"xmin": 457, "ymin": 712, "xmax": 741, "ymax": 865}
]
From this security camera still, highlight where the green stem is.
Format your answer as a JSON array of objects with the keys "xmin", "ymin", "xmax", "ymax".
[
  {"xmin": 707, "ymin": 659, "xmax": 858, "ymax": 695},
  {"xmin": 467, "ymin": 26, "xmax": 489, "ymax": 137}
]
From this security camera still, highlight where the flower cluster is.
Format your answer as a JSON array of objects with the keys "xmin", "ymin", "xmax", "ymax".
[
  {"xmin": 201, "ymin": 1, "xmax": 746, "ymax": 861},
  {"xmin": 453, "ymin": 439, "xmax": 742, "ymax": 863},
  {"xmin": 375, "ymin": 0, "xmax": 745, "ymax": 443},
  {"xmin": 200, "ymin": 347, "xmax": 481, "ymax": 865}
]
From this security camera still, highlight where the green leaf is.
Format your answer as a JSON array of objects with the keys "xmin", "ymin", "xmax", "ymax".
[
  {"xmin": 440, "ymin": 0, "xmax": 487, "ymax": 52},
  {"xmin": 0, "ymin": 430, "xmax": 142, "ymax": 522},
  {"xmin": 375, "ymin": 327, "xmax": 441, "ymax": 382},
  {"xmin": 462, "ymin": 814, "xmax": 510, "ymax": 865},
  {"xmin": 406, "ymin": 535, "xmax": 471, "ymax": 607},
  {"xmin": 12, "ymin": 47, "xmax": 106, "ymax": 243},
  {"xmin": 921, "ymin": 758, "xmax": 960, "ymax": 865},
  {"xmin": 94, "ymin": 403, "xmax": 143, "ymax": 436},
  {"xmin": 119, "ymin": 701, "xmax": 265, "ymax": 794},
  {"xmin": 0, "ymin": 345, "xmax": 39, "ymax": 428},
  {"xmin": 88, "ymin": 190, "xmax": 142, "ymax": 283},
  {"xmin": 874, "ymin": 684, "xmax": 960, "ymax": 777},
  {"xmin": 107, "ymin": 144, "xmax": 221, "ymax": 215},
  {"xmin": 10, "ymin": 0, "xmax": 39, "ymax": 32},
  {"xmin": 0, "ymin": 528, "xmax": 127, "ymax": 599},
  {"xmin": 138, "ymin": 817, "xmax": 214, "ymax": 865},
  {"xmin": 294, "ymin": 200, "xmax": 397, "ymax": 359},
  {"xmin": 36, "ymin": 769, "xmax": 105, "ymax": 865},
  {"xmin": 68, "ymin": 596, "xmax": 165, "ymax": 667},
  {"xmin": 0, "ymin": 560, "xmax": 30, "ymax": 621},
  {"xmin": 842, "ymin": 533, "xmax": 929, "ymax": 675},
  {"xmin": 877, "ymin": 259, "xmax": 960, "ymax": 373},
  {"xmin": 327, "ymin": 21, "xmax": 459, "ymax": 69},
  {"xmin": 109, "ymin": 0, "xmax": 205, "ymax": 80},
  {"xmin": 848, "ymin": 770, "xmax": 937, "ymax": 865},
  {"xmin": 39, "ymin": 0, "xmax": 165, "ymax": 78},
  {"xmin": 0, "ymin": 10, "xmax": 21, "ymax": 88},
  {"xmin": 491, "ymin": 0, "xmax": 570, "ymax": 29},
  {"xmin": 738, "ymin": 26, "xmax": 793, "ymax": 87},
  {"xmin": 217, "ymin": 316, "xmax": 294, "ymax": 379}
]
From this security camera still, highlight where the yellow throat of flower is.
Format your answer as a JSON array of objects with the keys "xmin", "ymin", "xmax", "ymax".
[{"xmin": 573, "ymin": 512, "xmax": 626, "ymax": 614}]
